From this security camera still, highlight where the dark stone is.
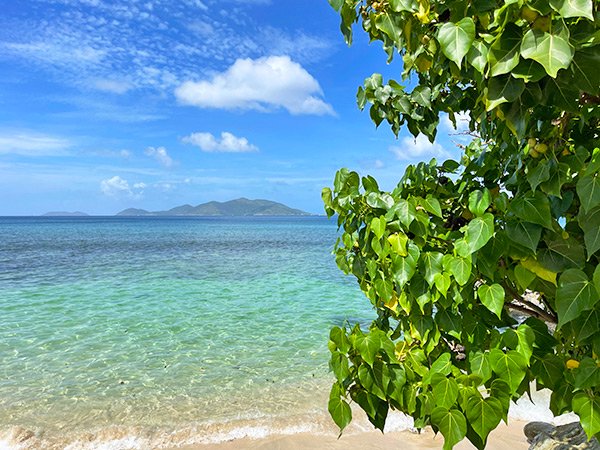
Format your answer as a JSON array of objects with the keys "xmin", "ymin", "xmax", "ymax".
[
  {"xmin": 526, "ymin": 421, "xmax": 600, "ymax": 450},
  {"xmin": 525, "ymin": 422, "xmax": 556, "ymax": 443}
]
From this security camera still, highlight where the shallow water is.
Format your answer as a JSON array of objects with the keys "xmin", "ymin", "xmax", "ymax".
[{"xmin": 0, "ymin": 216, "xmax": 376, "ymax": 448}]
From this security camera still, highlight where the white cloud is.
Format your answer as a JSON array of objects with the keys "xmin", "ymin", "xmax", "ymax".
[
  {"xmin": 175, "ymin": 56, "xmax": 334, "ymax": 115},
  {"xmin": 93, "ymin": 79, "xmax": 132, "ymax": 94},
  {"xmin": 100, "ymin": 176, "xmax": 132, "ymax": 196},
  {"xmin": 100, "ymin": 176, "xmax": 146, "ymax": 198},
  {"xmin": 0, "ymin": 132, "xmax": 71, "ymax": 156},
  {"xmin": 390, "ymin": 134, "xmax": 451, "ymax": 161},
  {"xmin": 374, "ymin": 159, "xmax": 385, "ymax": 169},
  {"xmin": 145, "ymin": 146, "xmax": 174, "ymax": 167},
  {"xmin": 182, "ymin": 132, "xmax": 259, "ymax": 153}
]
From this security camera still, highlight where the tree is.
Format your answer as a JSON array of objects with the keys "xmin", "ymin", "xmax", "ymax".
[{"xmin": 323, "ymin": 0, "xmax": 600, "ymax": 448}]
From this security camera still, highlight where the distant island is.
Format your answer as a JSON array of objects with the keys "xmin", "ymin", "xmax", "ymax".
[
  {"xmin": 42, "ymin": 211, "xmax": 89, "ymax": 217},
  {"xmin": 116, "ymin": 198, "xmax": 311, "ymax": 217}
]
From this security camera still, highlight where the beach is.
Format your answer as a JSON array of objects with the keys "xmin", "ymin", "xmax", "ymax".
[{"xmin": 180, "ymin": 421, "xmax": 529, "ymax": 450}]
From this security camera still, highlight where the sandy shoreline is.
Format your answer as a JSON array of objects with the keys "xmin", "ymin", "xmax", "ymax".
[{"xmin": 177, "ymin": 421, "xmax": 529, "ymax": 450}]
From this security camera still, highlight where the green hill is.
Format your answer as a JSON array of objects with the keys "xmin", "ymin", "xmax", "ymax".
[{"xmin": 116, "ymin": 198, "xmax": 310, "ymax": 217}]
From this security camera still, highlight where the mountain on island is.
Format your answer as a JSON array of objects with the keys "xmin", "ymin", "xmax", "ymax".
[
  {"xmin": 116, "ymin": 198, "xmax": 311, "ymax": 217},
  {"xmin": 42, "ymin": 211, "xmax": 89, "ymax": 217}
]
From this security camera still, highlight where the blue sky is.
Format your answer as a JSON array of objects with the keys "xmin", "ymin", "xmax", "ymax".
[{"xmin": 0, "ymin": 0, "xmax": 465, "ymax": 215}]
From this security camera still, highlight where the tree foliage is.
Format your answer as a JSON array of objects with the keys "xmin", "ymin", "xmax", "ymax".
[{"xmin": 324, "ymin": 0, "xmax": 600, "ymax": 447}]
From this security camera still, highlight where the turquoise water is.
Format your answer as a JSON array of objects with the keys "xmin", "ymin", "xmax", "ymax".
[{"xmin": 0, "ymin": 217, "xmax": 375, "ymax": 448}]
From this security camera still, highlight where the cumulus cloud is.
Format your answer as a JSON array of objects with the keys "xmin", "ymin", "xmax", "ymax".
[
  {"xmin": 182, "ymin": 132, "xmax": 259, "ymax": 153},
  {"xmin": 174, "ymin": 56, "xmax": 334, "ymax": 115},
  {"xmin": 100, "ymin": 176, "xmax": 133, "ymax": 196},
  {"xmin": 390, "ymin": 135, "xmax": 451, "ymax": 161},
  {"xmin": 145, "ymin": 146, "xmax": 174, "ymax": 167},
  {"xmin": 0, "ymin": 132, "xmax": 71, "ymax": 156}
]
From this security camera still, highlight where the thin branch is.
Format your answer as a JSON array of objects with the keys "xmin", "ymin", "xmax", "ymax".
[
  {"xmin": 505, "ymin": 302, "xmax": 557, "ymax": 323},
  {"xmin": 502, "ymin": 281, "xmax": 558, "ymax": 323}
]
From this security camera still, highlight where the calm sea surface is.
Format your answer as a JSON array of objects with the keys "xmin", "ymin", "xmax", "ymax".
[{"xmin": 0, "ymin": 216, "xmax": 375, "ymax": 448}]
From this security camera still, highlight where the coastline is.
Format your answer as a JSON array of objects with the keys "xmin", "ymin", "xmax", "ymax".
[{"xmin": 176, "ymin": 421, "xmax": 529, "ymax": 450}]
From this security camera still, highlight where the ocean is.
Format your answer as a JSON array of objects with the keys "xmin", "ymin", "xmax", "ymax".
[
  {"xmin": 0, "ymin": 216, "xmax": 377, "ymax": 449},
  {"xmin": 0, "ymin": 216, "xmax": 568, "ymax": 449}
]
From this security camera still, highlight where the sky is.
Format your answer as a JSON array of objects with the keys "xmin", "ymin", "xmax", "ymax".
[{"xmin": 0, "ymin": 0, "xmax": 466, "ymax": 215}]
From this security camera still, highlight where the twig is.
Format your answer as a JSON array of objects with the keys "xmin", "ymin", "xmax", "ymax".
[{"xmin": 502, "ymin": 282, "xmax": 558, "ymax": 323}]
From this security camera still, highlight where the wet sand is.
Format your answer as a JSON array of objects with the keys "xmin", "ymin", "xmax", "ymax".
[{"xmin": 178, "ymin": 420, "xmax": 528, "ymax": 450}]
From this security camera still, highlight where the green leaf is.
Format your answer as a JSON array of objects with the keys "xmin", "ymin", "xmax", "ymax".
[
  {"xmin": 367, "ymin": 192, "xmax": 394, "ymax": 210},
  {"xmin": 330, "ymin": 351, "xmax": 351, "ymax": 382},
  {"xmin": 506, "ymin": 221, "xmax": 542, "ymax": 253},
  {"xmin": 390, "ymin": 0, "xmax": 418, "ymax": 12},
  {"xmin": 514, "ymin": 264, "xmax": 536, "ymax": 289},
  {"xmin": 358, "ymin": 362, "xmax": 388, "ymax": 400},
  {"xmin": 469, "ymin": 351, "xmax": 492, "ymax": 383},
  {"xmin": 375, "ymin": 12, "xmax": 402, "ymax": 45},
  {"xmin": 577, "ymin": 173, "xmax": 600, "ymax": 214},
  {"xmin": 543, "ymin": 76, "xmax": 580, "ymax": 112},
  {"xmin": 509, "ymin": 192, "xmax": 554, "ymax": 229},
  {"xmin": 458, "ymin": 213, "xmax": 495, "ymax": 256},
  {"xmin": 466, "ymin": 396, "xmax": 503, "ymax": 443},
  {"xmin": 412, "ymin": 86, "xmax": 432, "ymax": 108},
  {"xmin": 532, "ymin": 354, "xmax": 564, "ymax": 390},
  {"xmin": 433, "ymin": 378, "xmax": 460, "ymax": 409},
  {"xmin": 486, "ymin": 75, "xmax": 525, "ymax": 111},
  {"xmin": 516, "ymin": 324, "xmax": 535, "ymax": 363},
  {"xmin": 571, "ymin": 47, "xmax": 600, "ymax": 95},
  {"xmin": 477, "ymin": 284, "xmax": 505, "ymax": 318},
  {"xmin": 431, "ymin": 407, "xmax": 467, "ymax": 450},
  {"xmin": 386, "ymin": 199, "xmax": 417, "ymax": 227},
  {"xmin": 469, "ymin": 189, "xmax": 492, "ymax": 216},
  {"xmin": 538, "ymin": 234, "xmax": 585, "ymax": 271},
  {"xmin": 437, "ymin": 18, "xmax": 476, "ymax": 67},
  {"xmin": 573, "ymin": 357, "xmax": 600, "ymax": 389},
  {"xmin": 330, "ymin": 327, "xmax": 350, "ymax": 353},
  {"xmin": 511, "ymin": 59, "xmax": 547, "ymax": 83},
  {"xmin": 467, "ymin": 40, "xmax": 489, "ymax": 74},
  {"xmin": 434, "ymin": 272, "xmax": 452, "ymax": 296},
  {"xmin": 488, "ymin": 24, "xmax": 522, "ymax": 76},
  {"xmin": 527, "ymin": 161, "xmax": 551, "ymax": 192},
  {"xmin": 556, "ymin": 269, "xmax": 599, "ymax": 329},
  {"xmin": 422, "ymin": 195, "xmax": 443, "ymax": 218},
  {"xmin": 328, "ymin": 0, "xmax": 344, "ymax": 11},
  {"xmin": 329, "ymin": 383, "xmax": 352, "ymax": 432},
  {"xmin": 388, "ymin": 232, "xmax": 409, "ymax": 256},
  {"xmin": 374, "ymin": 277, "xmax": 394, "ymax": 301},
  {"xmin": 392, "ymin": 243, "xmax": 420, "ymax": 288},
  {"xmin": 354, "ymin": 332, "xmax": 382, "ymax": 366},
  {"xmin": 371, "ymin": 216, "xmax": 386, "ymax": 240},
  {"xmin": 489, "ymin": 349, "xmax": 528, "ymax": 394},
  {"xmin": 436, "ymin": 308, "xmax": 462, "ymax": 338},
  {"xmin": 421, "ymin": 251, "xmax": 444, "ymax": 287},
  {"xmin": 540, "ymin": 162, "xmax": 570, "ymax": 197},
  {"xmin": 448, "ymin": 255, "xmax": 472, "ymax": 286},
  {"xmin": 569, "ymin": 309, "xmax": 600, "ymax": 344},
  {"xmin": 572, "ymin": 392, "xmax": 600, "ymax": 439},
  {"xmin": 490, "ymin": 380, "xmax": 511, "ymax": 421},
  {"xmin": 520, "ymin": 29, "xmax": 575, "ymax": 78},
  {"xmin": 549, "ymin": 0, "xmax": 594, "ymax": 20}
]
